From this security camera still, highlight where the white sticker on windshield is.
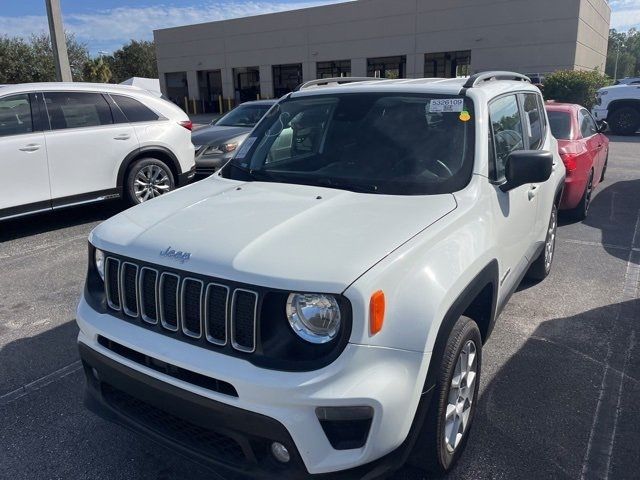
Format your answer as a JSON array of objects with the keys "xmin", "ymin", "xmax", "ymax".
[
  {"xmin": 429, "ymin": 98, "xmax": 464, "ymax": 113},
  {"xmin": 235, "ymin": 137, "xmax": 257, "ymax": 159}
]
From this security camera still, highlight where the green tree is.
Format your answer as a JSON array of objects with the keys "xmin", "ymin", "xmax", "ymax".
[
  {"xmin": 29, "ymin": 32, "xmax": 89, "ymax": 82},
  {"xmin": 105, "ymin": 40, "xmax": 157, "ymax": 83},
  {"xmin": 543, "ymin": 70, "xmax": 612, "ymax": 109},
  {"xmin": 82, "ymin": 57, "xmax": 112, "ymax": 83},
  {"xmin": 0, "ymin": 36, "xmax": 37, "ymax": 84},
  {"xmin": 606, "ymin": 28, "xmax": 640, "ymax": 80},
  {"xmin": 0, "ymin": 32, "xmax": 89, "ymax": 83}
]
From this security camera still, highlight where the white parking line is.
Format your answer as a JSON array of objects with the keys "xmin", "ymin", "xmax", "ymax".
[{"xmin": 0, "ymin": 360, "xmax": 82, "ymax": 406}]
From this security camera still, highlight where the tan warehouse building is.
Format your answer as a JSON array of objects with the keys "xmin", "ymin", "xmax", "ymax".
[{"xmin": 154, "ymin": 0, "xmax": 610, "ymax": 112}]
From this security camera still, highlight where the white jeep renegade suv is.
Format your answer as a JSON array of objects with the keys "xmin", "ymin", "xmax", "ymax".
[
  {"xmin": 0, "ymin": 83, "xmax": 195, "ymax": 221},
  {"xmin": 76, "ymin": 72, "xmax": 564, "ymax": 478}
]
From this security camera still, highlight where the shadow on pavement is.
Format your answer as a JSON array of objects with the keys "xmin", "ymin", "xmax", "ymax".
[
  {"xmin": 0, "ymin": 200, "xmax": 126, "ymax": 243},
  {"xmin": 581, "ymin": 178, "xmax": 640, "ymax": 261},
  {"xmin": 397, "ymin": 298, "xmax": 640, "ymax": 480}
]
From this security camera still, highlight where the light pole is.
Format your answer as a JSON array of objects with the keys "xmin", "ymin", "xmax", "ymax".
[{"xmin": 45, "ymin": 0, "xmax": 72, "ymax": 82}]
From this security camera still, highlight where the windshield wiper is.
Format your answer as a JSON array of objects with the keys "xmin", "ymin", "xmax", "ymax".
[
  {"xmin": 225, "ymin": 162, "xmax": 285, "ymax": 182},
  {"xmin": 314, "ymin": 178, "xmax": 379, "ymax": 193}
]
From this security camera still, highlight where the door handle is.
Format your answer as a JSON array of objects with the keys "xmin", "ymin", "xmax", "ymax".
[
  {"xmin": 19, "ymin": 143, "xmax": 41, "ymax": 152},
  {"xmin": 114, "ymin": 134, "xmax": 131, "ymax": 140},
  {"xmin": 528, "ymin": 184, "xmax": 539, "ymax": 201},
  {"xmin": 552, "ymin": 162, "xmax": 558, "ymax": 172}
]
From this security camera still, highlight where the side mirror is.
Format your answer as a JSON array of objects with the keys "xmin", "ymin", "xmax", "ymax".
[
  {"xmin": 500, "ymin": 150, "xmax": 553, "ymax": 192},
  {"xmin": 597, "ymin": 120, "xmax": 608, "ymax": 133}
]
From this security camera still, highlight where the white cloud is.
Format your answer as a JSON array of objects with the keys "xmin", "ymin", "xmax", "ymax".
[
  {"xmin": 610, "ymin": 0, "xmax": 640, "ymax": 31},
  {"xmin": 0, "ymin": 1, "xmax": 349, "ymax": 53}
]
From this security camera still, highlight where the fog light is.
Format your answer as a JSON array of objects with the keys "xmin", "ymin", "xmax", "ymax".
[
  {"xmin": 91, "ymin": 367, "xmax": 100, "ymax": 381},
  {"xmin": 271, "ymin": 442, "xmax": 290, "ymax": 463}
]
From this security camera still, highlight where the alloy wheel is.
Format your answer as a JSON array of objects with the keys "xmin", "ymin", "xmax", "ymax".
[
  {"xmin": 134, "ymin": 165, "xmax": 171, "ymax": 202},
  {"xmin": 544, "ymin": 207, "xmax": 557, "ymax": 271},
  {"xmin": 444, "ymin": 340, "xmax": 478, "ymax": 453},
  {"xmin": 584, "ymin": 173, "xmax": 593, "ymax": 215}
]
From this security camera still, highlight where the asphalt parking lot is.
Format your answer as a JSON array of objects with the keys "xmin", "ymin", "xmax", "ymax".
[{"xmin": 1, "ymin": 136, "xmax": 639, "ymax": 480}]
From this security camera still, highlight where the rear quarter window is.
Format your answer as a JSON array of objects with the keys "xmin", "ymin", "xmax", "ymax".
[{"xmin": 111, "ymin": 94, "xmax": 160, "ymax": 122}]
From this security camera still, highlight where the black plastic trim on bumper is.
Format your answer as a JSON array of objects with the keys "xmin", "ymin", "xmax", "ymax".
[
  {"xmin": 177, "ymin": 167, "xmax": 196, "ymax": 187},
  {"xmin": 79, "ymin": 341, "xmax": 309, "ymax": 479},
  {"xmin": 79, "ymin": 341, "xmax": 435, "ymax": 479}
]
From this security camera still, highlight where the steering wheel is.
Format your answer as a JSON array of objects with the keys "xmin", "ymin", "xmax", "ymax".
[{"xmin": 434, "ymin": 160, "xmax": 454, "ymax": 178}]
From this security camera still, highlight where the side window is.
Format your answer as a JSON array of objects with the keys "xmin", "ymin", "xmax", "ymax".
[
  {"xmin": 522, "ymin": 93, "xmax": 543, "ymax": 149},
  {"xmin": 579, "ymin": 109, "xmax": 597, "ymax": 138},
  {"xmin": 44, "ymin": 92, "xmax": 113, "ymax": 130},
  {"xmin": 0, "ymin": 94, "xmax": 34, "ymax": 137},
  {"xmin": 488, "ymin": 95, "xmax": 524, "ymax": 180},
  {"xmin": 111, "ymin": 95, "xmax": 160, "ymax": 122}
]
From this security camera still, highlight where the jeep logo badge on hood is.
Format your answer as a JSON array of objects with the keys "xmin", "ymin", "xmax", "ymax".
[{"xmin": 160, "ymin": 247, "xmax": 191, "ymax": 263}]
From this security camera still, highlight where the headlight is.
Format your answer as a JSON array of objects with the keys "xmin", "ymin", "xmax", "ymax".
[
  {"xmin": 286, "ymin": 293, "xmax": 341, "ymax": 344},
  {"xmin": 202, "ymin": 142, "xmax": 238, "ymax": 156},
  {"xmin": 95, "ymin": 248, "xmax": 105, "ymax": 281}
]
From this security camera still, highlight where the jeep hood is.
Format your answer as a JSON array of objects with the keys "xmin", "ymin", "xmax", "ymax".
[{"xmin": 91, "ymin": 177, "xmax": 456, "ymax": 292}]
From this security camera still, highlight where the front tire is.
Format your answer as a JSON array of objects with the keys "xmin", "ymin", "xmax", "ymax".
[
  {"xmin": 526, "ymin": 203, "xmax": 558, "ymax": 281},
  {"xmin": 608, "ymin": 106, "xmax": 640, "ymax": 136},
  {"xmin": 410, "ymin": 316, "xmax": 482, "ymax": 476},
  {"xmin": 126, "ymin": 158, "xmax": 175, "ymax": 205}
]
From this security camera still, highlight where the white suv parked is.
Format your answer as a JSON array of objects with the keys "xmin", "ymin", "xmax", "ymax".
[
  {"xmin": 77, "ymin": 72, "xmax": 564, "ymax": 478},
  {"xmin": 0, "ymin": 83, "xmax": 195, "ymax": 221}
]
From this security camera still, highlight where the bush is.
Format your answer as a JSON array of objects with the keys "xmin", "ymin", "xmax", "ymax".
[{"xmin": 542, "ymin": 70, "xmax": 612, "ymax": 110}]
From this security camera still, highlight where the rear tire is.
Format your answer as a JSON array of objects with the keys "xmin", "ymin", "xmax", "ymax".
[
  {"xmin": 526, "ymin": 203, "xmax": 557, "ymax": 281},
  {"xmin": 409, "ymin": 316, "xmax": 482, "ymax": 476},
  {"xmin": 600, "ymin": 153, "xmax": 608, "ymax": 182},
  {"xmin": 608, "ymin": 106, "xmax": 640, "ymax": 136},
  {"xmin": 568, "ymin": 170, "xmax": 594, "ymax": 221},
  {"xmin": 125, "ymin": 158, "xmax": 175, "ymax": 205}
]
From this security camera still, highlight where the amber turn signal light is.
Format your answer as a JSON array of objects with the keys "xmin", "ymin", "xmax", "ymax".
[{"xmin": 369, "ymin": 290, "xmax": 385, "ymax": 335}]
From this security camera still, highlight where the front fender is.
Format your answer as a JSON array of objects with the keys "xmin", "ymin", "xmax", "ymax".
[{"xmin": 344, "ymin": 199, "xmax": 498, "ymax": 353}]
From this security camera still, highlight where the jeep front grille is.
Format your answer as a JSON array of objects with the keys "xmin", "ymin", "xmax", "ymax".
[{"xmin": 103, "ymin": 257, "xmax": 257, "ymax": 353}]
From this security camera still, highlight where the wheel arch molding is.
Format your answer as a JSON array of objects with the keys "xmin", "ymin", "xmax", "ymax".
[
  {"xmin": 425, "ymin": 260, "xmax": 499, "ymax": 391},
  {"xmin": 116, "ymin": 146, "xmax": 182, "ymax": 188},
  {"xmin": 607, "ymin": 98, "xmax": 640, "ymax": 113}
]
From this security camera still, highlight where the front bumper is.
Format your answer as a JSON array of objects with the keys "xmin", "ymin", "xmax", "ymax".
[
  {"xmin": 592, "ymin": 107, "xmax": 608, "ymax": 121},
  {"xmin": 177, "ymin": 165, "xmax": 196, "ymax": 186},
  {"xmin": 76, "ymin": 298, "xmax": 431, "ymax": 476},
  {"xmin": 194, "ymin": 154, "xmax": 232, "ymax": 177}
]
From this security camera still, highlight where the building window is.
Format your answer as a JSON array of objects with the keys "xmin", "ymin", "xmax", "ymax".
[
  {"xmin": 197, "ymin": 70, "xmax": 223, "ymax": 113},
  {"xmin": 317, "ymin": 60, "xmax": 351, "ymax": 79},
  {"xmin": 272, "ymin": 63, "xmax": 303, "ymax": 98},
  {"xmin": 165, "ymin": 72, "xmax": 188, "ymax": 107},
  {"xmin": 367, "ymin": 56, "xmax": 406, "ymax": 79},
  {"xmin": 233, "ymin": 67, "xmax": 260, "ymax": 103},
  {"xmin": 424, "ymin": 51, "xmax": 471, "ymax": 78}
]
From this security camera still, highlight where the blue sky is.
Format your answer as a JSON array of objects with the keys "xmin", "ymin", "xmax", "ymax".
[{"xmin": 1, "ymin": 0, "xmax": 638, "ymax": 55}]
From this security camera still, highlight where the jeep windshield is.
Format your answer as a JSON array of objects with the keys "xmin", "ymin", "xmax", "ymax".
[{"xmin": 221, "ymin": 92, "xmax": 475, "ymax": 195}]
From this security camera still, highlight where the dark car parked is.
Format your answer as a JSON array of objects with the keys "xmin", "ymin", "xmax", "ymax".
[{"xmin": 191, "ymin": 99, "xmax": 277, "ymax": 177}]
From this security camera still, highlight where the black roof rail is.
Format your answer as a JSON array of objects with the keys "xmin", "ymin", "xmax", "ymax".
[
  {"xmin": 463, "ymin": 71, "xmax": 531, "ymax": 89},
  {"xmin": 295, "ymin": 77, "xmax": 386, "ymax": 91}
]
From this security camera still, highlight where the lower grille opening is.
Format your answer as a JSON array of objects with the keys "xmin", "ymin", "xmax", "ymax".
[
  {"xmin": 101, "ymin": 382, "xmax": 246, "ymax": 462},
  {"xmin": 97, "ymin": 336, "xmax": 238, "ymax": 398}
]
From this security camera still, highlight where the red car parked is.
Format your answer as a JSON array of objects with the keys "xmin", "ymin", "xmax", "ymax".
[{"xmin": 545, "ymin": 102, "xmax": 609, "ymax": 220}]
